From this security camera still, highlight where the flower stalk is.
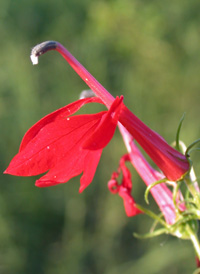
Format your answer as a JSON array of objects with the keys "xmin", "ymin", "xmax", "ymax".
[{"xmin": 187, "ymin": 223, "xmax": 200, "ymax": 260}]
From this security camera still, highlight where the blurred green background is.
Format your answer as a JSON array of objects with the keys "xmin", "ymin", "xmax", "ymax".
[{"xmin": 0, "ymin": 0, "xmax": 200, "ymax": 273}]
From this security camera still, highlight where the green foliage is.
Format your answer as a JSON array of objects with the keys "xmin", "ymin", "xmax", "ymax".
[{"xmin": 0, "ymin": 0, "xmax": 199, "ymax": 273}]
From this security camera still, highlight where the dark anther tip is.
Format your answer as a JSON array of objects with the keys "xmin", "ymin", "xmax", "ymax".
[
  {"xmin": 30, "ymin": 41, "xmax": 57, "ymax": 65},
  {"xmin": 31, "ymin": 41, "xmax": 57, "ymax": 57}
]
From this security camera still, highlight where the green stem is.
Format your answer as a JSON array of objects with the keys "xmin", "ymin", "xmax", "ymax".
[{"xmin": 186, "ymin": 223, "xmax": 200, "ymax": 260}]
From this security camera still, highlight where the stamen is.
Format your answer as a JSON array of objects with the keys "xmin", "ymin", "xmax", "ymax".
[{"xmin": 30, "ymin": 41, "xmax": 114, "ymax": 107}]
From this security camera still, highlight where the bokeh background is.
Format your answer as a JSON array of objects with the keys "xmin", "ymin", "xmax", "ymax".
[{"xmin": 0, "ymin": 0, "xmax": 200, "ymax": 273}]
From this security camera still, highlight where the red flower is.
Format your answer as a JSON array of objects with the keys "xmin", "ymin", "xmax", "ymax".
[
  {"xmin": 4, "ymin": 96, "xmax": 123, "ymax": 192},
  {"xmin": 5, "ymin": 41, "xmax": 190, "ymax": 194},
  {"xmin": 29, "ymin": 41, "xmax": 189, "ymax": 182}
]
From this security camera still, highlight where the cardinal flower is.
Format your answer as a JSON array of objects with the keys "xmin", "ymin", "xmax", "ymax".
[
  {"xmin": 5, "ymin": 41, "xmax": 190, "ymax": 191},
  {"xmin": 5, "ymin": 96, "xmax": 123, "ymax": 192},
  {"xmin": 29, "ymin": 41, "xmax": 189, "ymax": 182}
]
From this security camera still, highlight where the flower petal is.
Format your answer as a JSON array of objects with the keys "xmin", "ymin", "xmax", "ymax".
[
  {"xmin": 83, "ymin": 96, "xmax": 123, "ymax": 150},
  {"xmin": 35, "ymin": 148, "xmax": 102, "ymax": 189},
  {"xmin": 108, "ymin": 154, "xmax": 143, "ymax": 217},
  {"xmin": 79, "ymin": 149, "xmax": 102, "ymax": 193},
  {"xmin": 19, "ymin": 97, "xmax": 103, "ymax": 151},
  {"xmin": 118, "ymin": 186, "xmax": 142, "ymax": 217},
  {"xmin": 4, "ymin": 112, "xmax": 104, "ymax": 176},
  {"xmin": 5, "ymin": 96, "xmax": 120, "ymax": 190}
]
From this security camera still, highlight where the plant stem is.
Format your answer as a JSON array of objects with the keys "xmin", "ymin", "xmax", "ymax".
[{"xmin": 187, "ymin": 223, "xmax": 200, "ymax": 260}]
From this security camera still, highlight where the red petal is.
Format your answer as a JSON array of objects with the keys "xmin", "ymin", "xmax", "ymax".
[
  {"xmin": 5, "ymin": 112, "xmax": 104, "ymax": 176},
  {"xmin": 108, "ymin": 153, "xmax": 142, "ymax": 217},
  {"xmin": 83, "ymin": 96, "xmax": 123, "ymax": 150},
  {"xmin": 20, "ymin": 97, "xmax": 103, "ymax": 151},
  {"xmin": 5, "ymin": 96, "xmax": 122, "ymax": 190},
  {"xmin": 108, "ymin": 179, "xmax": 120, "ymax": 194},
  {"xmin": 35, "ymin": 149, "xmax": 102, "ymax": 189},
  {"xmin": 118, "ymin": 186, "xmax": 143, "ymax": 217},
  {"xmin": 79, "ymin": 149, "xmax": 102, "ymax": 192}
]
